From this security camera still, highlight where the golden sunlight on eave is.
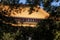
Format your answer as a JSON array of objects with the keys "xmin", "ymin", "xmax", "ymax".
[
  {"xmin": 0, "ymin": 4, "xmax": 50, "ymax": 19},
  {"xmin": 10, "ymin": 7, "xmax": 49, "ymax": 19}
]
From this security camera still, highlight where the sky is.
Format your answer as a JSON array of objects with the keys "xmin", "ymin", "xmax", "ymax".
[
  {"xmin": 19, "ymin": 0, "xmax": 44, "ymax": 8},
  {"xmin": 19, "ymin": 0, "xmax": 60, "ymax": 7},
  {"xmin": 51, "ymin": 0, "xmax": 60, "ymax": 7},
  {"xmin": 0, "ymin": 0, "xmax": 60, "ymax": 7},
  {"xmin": 19, "ymin": 0, "xmax": 26, "ymax": 4}
]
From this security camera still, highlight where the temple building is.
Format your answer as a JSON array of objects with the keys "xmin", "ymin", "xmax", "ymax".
[{"xmin": 1, "ymin": 4, "xmax": 50, "ymax": 27}]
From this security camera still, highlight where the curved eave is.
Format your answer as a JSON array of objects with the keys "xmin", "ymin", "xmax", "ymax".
[{"xmin": 10, "ymin": 8, "xmax": 49, "ymax": 19}]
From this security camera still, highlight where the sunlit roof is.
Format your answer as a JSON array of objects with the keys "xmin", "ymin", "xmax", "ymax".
[{"xmin": 10, "ymin": 5, "xmax": 49, "ymax": 19}]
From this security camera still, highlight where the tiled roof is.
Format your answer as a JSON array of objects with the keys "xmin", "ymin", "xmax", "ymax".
[{"xmin": 0, "ymin": 4, "xmax": 50, "ymax": 19}]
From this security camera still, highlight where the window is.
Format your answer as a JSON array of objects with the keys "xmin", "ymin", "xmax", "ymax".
[
  {"xmin": 30, "ymin": 19, "xmax": 32, "ymax": 22},
  {"xmin": 28, "ymin": 19, "xmax": 30, "ymax": 22},
  {"xmin": 33, "ymin": 19, "xmax": 35, "ymax": 22}
]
